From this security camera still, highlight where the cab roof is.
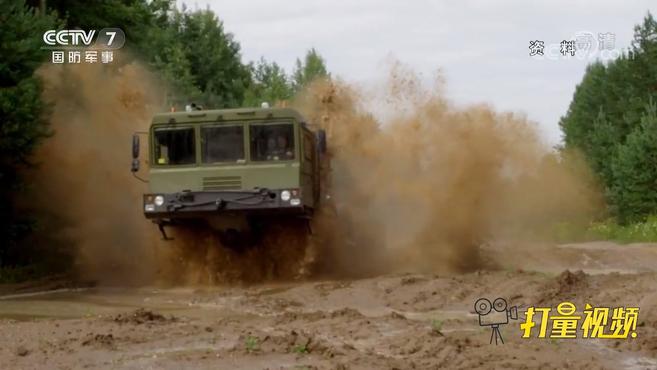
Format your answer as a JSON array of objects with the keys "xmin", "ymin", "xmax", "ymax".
[{"xmin": 151, "ymin": 107, "xmax": 306, "ymax": 125}]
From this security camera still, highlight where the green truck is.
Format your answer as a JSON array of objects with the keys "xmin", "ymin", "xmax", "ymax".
[{"xmin": 131, "ymin": 105, "xmax": 327, "ymax": 248}]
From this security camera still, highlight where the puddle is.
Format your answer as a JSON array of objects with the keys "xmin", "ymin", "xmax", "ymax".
[
  {"xmin": 583, "ymin": 339, "xmax": 657, "ymax": 370},
  {"xmin": 0, "ymin": 287, "xmax": 226, "ymax": 321},
  {"xmin": 397, "ymin": 308, "xmax": 474, "ymax": 322},
  {"xmin": 622, "ymin": 356, "xmax": 657, "ymax": 370},
  {"xmin": 0, "ymin": 287, "xmax": 92, "ymax": 301},
  {"xmin": 578, "ymin": 268, "xmax": 644, "ymax": 275},
  {"xmin": 249, "ymin": 285, "xmax": 295, "ymax": 296},
  {"xmin": 558, "ymin": 242, "xmax": 657, "ymax": 251}
]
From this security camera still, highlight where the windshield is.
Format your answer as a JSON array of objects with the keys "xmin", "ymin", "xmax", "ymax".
[
  {"xmin": 201, "ymin": 125, "xmax": 245, "ymax": 163},
  {"xmin": 250, "ymin": 123, "xmax": 295, "ymax": 161},
  {"xmin": 153, "ymin": 127, "xmax": 195, "ymax": 165}
]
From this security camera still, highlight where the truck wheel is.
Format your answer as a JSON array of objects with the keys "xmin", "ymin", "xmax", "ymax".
[{"xmin": 259, "ymin": 218, "xmax": 316, "ymax": 280}]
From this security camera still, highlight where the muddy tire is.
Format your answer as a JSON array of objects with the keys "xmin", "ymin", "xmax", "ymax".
[
  {"xmin": 258, "ymin": 218, "xmax": 317, "ymax": 280},
  {"xmin": 161, "ymin": 218, "xmax": 316, "ymax": 284}
]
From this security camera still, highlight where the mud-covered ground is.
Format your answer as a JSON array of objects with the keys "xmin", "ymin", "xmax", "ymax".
[{"xmin": 1, "ymin": 241, "xmax": 657, "ymax": 370}]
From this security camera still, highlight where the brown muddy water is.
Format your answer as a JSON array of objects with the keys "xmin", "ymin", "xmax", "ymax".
[{"xmin": 1, "ymin": 242, "xmax": 656, "ymax": 369}]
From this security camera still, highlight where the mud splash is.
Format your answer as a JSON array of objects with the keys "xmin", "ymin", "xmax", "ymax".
[
  {"xmin": 161, "ymin": 220, "xmax": 314, "ymax": 284},
  {"xmin": 30, "ymin": 59, "xmax": 165, "ymax": 284},
  {"xmin": 294, "ymin": 64, "xmax": 602, "ymax": 276},
  {"xmin": 27, "ymin": 58, "xmax": 602, "ymax": 283},
  {"xmin": 29, "ymin": 59, "xmax": 315, "ymax": 284}
]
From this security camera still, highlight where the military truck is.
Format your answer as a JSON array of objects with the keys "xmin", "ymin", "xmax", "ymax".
[{"xmin": 131, "ymin": 105, "xmax": 327, "ymax": 249}]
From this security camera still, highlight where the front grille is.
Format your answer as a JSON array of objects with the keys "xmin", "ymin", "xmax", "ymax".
[{"xmin": 202, "ymin": 176, "xmax": 242, "ymax": 191}]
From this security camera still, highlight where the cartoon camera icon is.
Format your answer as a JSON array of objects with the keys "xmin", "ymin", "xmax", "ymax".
[{"xmin": 474, "ymin": 297, "xmax": 518, "ymax": 344}]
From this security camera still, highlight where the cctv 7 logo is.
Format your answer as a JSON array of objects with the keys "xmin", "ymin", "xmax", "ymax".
[
  {"xmin": 106, "ymin": 31, "xmax": 116, "ymax": 46},
  {"xmin": 95, "ymin": 28, "xmax": 126, "ymax": 49}
]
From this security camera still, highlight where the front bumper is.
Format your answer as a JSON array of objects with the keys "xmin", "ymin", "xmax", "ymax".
[{"xmin": 143, "ymin": 189, "xmax": 304, "ymax": 219}]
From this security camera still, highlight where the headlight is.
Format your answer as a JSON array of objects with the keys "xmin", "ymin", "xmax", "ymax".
[
  {"xmin": 154, "ymin": 195, "xmax": 165, "ymax": 206},
  {"xmin": 290, "ymin": 198, "xmax": 301, "ymax": 206},
  {"xmin": 280, "ymin": 190, "xmax": 291, "ymax": 201},
  {"xmin": 144, "ymin": 204, "xmax": 155, "ymax": 212}
]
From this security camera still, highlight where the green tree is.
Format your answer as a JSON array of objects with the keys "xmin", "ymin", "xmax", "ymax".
[
  {"xmin": 36, "ymin": 0, "xmax": 156, "ymax": 47},
  {"xmin": 610, "ymin": 101, "xmax": 657, "ymax": 222},
  {"xmin": 243, "ymin": 58, "xmax": 293, "ymax": 107},
  {"xmin": 42, "ymin": 1, "xmax": 250, "ymax": 109},
  {"xmin": 560, "ymin": 12, "xmax": 657, "ymax": 220},
  {"xmin": 587, "ymin": 109, "xmax": 621, "ymax": 185},
  {"xmin": 559, "ymin": 62, "xmax": 607, "ymax": 158},
  {"xmin": 142, "ymin": 6, "xmax": 199, "ymax": 100},
  {"xmin": 0, "ymin": 0, "xmax": 58, "ymax": 264},
  {"xmin": 176, "ymin": 8, "xmax": 251, "ymax": 108},
  {"xmin": 630, "ymin": 12, "xmax": 657, "ymax": 87},
  {"xmin": 292, "ymin": 48, "xmax": 329, "ymax": 91}
]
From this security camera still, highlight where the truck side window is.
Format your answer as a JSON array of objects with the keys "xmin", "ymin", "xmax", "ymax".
[
  {"xmin": 153, "ymin": 127, "xmax": 195, "ymax": 165},
  {"xmin": 201, "ymin": 125, "xmax": 245, "ymax": 163},
  {"xmin": 250, "ymin": 123, "xmax": 295, "ymax": 161}
]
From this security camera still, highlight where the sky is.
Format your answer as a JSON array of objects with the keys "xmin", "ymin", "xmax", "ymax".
[{"xmin": 186, "ymin": 0, "xmax": 656, "ymax": 145}]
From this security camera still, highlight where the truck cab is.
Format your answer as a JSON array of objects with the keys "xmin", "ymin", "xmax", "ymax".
[{"xmin": 131, "ymin": 106, "xmax": 327, "ymax": 244}]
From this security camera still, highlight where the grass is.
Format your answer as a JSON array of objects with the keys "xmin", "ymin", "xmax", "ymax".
[
  {"xmin": 0, "ymin": 246, "xmax": 73, "ymax": 284},
  {"xmin": 292, "ymin": 343, "xmax": 309, "ymax": 354},
  {"xmin": 431, "ymin": 319, "xmax": 444, "ymax": 335},
  {"xmin": 586, "ymin": 216, "xmax": 657, "ymax": 243},
  {"xmin": 245, "ymin": 335, "xmax": 259, "ymax": 353},
  {"xmin": 0, "ymin": 264, "xmax": 50, "ymax": 284},
  {"xmin": 549, "ymin": 216, "xmax": 657, "ymax": 244}
]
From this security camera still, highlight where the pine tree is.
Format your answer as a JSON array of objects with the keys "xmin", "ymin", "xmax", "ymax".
[
  {"xmin": 0, "ymin": 0, "xmax": 58, "ymax": 264},
  {"xmin": 610, "ymin": 101, "xmax": 657, "ymax": 222},
  {"xmin": 560, "ymin": 12, "xmax": 657, "ymax": 220},
  {"xmin": 176, "ymin": 9, "xmax": 251, "ymax": 108}
]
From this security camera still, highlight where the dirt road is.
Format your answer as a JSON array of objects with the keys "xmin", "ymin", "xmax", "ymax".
[{"xmin": 1, "ymin": 241, "xmax": 656, "ymax": 370}]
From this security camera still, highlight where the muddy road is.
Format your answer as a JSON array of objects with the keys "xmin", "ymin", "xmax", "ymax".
[{"xmin": 1, "ymin": 241, "xmax": 656, "ymax": 370}]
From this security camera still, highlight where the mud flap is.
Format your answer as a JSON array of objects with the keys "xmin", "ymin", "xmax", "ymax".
[{"xmin": 158, "ymin": 222, "xmax": 174, "ymax": 241}]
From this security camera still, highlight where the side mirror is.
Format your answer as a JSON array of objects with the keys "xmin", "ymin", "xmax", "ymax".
[
  {"xmin": 317, "ymin": 129, "xmax": 327, "ymax": 154},
  {"xmin": 132, "ymin": 134, "xmax": 140, "ymax": 159},
  {"xmin": 131, "ymin": 134, "xmax": 140, "ymax": 173}
]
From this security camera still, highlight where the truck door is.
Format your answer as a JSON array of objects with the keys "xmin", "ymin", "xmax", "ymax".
[{"xmin": 301, "ymin": 128, "xmax": 318, "ymax": 207}]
